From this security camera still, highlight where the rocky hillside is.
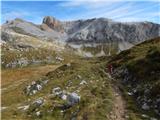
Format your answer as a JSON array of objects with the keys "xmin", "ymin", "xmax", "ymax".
[
  {"xmin": 109, "ymin": 37, "xmax": 160, "ymax": 119},
  {"xmin": 1, "ymin": 29, "xmax": 76, "ymax": 68},
  {"xmin": 2, "ymin": 36, "xmax": 160, "ymax": 120}
]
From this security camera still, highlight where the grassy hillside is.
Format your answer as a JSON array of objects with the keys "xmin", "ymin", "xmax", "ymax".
[
  {"xmin": 109, "ymin": 37, "xmax": 160, "ymax": 119},
  {"xmin": 1, "ymin": 58, "xmax": 115, "ymax": 120}
]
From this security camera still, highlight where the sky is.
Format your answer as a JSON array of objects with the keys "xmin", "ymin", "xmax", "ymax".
[{"xmin": 1, "ymin": 0, "xmax": 160, "ymax": 24}]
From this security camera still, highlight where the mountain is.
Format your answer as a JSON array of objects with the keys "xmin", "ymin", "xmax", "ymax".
[
  {"xmin": 2, "ymin": 18, "xmax": 67, "ymax": 42},
  {"xmin": 1, "ymin": 16, "xmax": 160, "ymax": 67},
  {"xmin": 2, "ymin": 16, "xmax": 160, "ymax": 51}
]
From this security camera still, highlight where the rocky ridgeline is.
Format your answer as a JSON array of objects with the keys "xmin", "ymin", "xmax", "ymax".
[
  {"xmin": 113, "ymin": 67, "xmax": 160, "ymax": 119},
  {"xmin": 2, "ymin": 16, "xmax": 160, "ymax": 46}
]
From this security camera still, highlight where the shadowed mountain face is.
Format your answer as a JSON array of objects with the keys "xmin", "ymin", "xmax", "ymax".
[{"xmin": 1, "ymin": 16, "xmax": 160, "ymax": 56}]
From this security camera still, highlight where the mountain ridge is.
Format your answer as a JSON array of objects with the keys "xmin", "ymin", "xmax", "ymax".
[
  {"xmin": 1, "ymin": 16, "xmax": 160, "ymax": 57},
  {"xmin": 2, "ymin": 16, "xmax": 160, "ymax": 42}
]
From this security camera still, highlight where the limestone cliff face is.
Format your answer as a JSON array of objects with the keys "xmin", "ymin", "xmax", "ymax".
[
  {"xmin": 66, "ymin": 18, "xmax": 160, "ymax": 44},
  {"xmin": 42, "ymin": 16, "xmax": 64, "ymax": 33},
  {"xmin": 40, "ymin": 16, "xmax": 160, "ymax": 45}
]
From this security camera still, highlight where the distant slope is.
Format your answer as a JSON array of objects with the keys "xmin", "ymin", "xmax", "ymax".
[
  {"xmin": 1, "ymin": 30, "xmax": 73, "ymax": 68},
  {"xmin": 2, "ymin": 18, "xmax": 67, "ymax": 42},
  {"xmin": 110, "ymin": 37, "xmax": 160, "ymax": 118}
]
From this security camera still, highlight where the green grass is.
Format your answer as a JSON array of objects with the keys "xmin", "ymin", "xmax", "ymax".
[
  {"xmin": 109, "ymin": 37, "xmax": 160, "ymax": 119},
  {"xmin": 2, "ymin": 57, "xmax": 115, "ymax": 120}
]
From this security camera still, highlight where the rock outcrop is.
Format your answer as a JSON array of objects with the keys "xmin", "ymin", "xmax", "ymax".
[{"xmin": 42, "ymin": 16, "xmax": 64, "ymax": 33}]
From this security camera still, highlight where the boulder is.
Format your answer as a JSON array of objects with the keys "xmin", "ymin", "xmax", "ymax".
[
  {"xmin": 150, "ymin": 118, "xmax": 158, "ymax": 120},
  {"xmin": 66, "ymin": 92, "xmax": 80, "ymax": 106},
  {"xmin": 141, "ymin": 114, "xmax": 149, "ymax": 118},
  {"xmin": 24, "ymin": 80, "xmax": 46, "ymax": 95},
  {"xmin": 33, "ymin": 98, "xmax": 44, "ymax": 107},
  {"xmin": 52, "ymin": 87, "xmax": 62, "ymax": 96},
  {"xmin": 56, "ymin": 56, "xmax": 64, "ymax": 62},
  {"xmin": 36, "ymin": 84, "xmax": 42, "ymax": 91},
  {"xmin": 36, "ymin": 111, "xmax": 41, "ymax": 116},
  {"xmin": 142, "ymin": 103, "xmax": 150, "ymax": 110},
  {"xmin": 66, "ymin": 63, "xmax": 71, "ymax": 67},
  {"xmin": 77, "ymin": 75, "xmax": 82, "ymax": 79},
  {"xmin": 80, "ymin": 80, "xmax": 87, "ymax": 85}
]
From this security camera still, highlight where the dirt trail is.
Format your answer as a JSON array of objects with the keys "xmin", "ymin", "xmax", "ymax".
[
  {"xmin": 108, "ymin": 75, "xmax": 127, "ymax": 120},
  {"xmin": 100, "ymin": 69, "xmax": 127, "ymax": 120}
]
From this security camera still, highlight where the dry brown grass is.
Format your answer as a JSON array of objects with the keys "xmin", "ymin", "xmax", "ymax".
[
  {"xmin": 1, "ymin": 65, "xmax": 60, "ymax": 107},
  {"xmin": 1, "ymin": 65, "xmax": 59, "ymax": 88}
]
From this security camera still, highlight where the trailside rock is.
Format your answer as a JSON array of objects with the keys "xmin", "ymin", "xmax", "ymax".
[
  {"xmin": 142, "ymin": 103, "xmax": 150, "ymax": 110},
  {"xmin": 66, "ymin": 92, "xmax": 80, "ymax": 106}
]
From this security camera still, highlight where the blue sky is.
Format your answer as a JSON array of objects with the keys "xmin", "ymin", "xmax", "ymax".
[{"xmin": 1, "ymin": 0, "xmax": 160, "ymax": 24}]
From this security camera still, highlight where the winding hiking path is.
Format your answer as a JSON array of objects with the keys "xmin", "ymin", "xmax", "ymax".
[
  {"xmin": 100, "ymin": 69, "xmax": 127, "ymax": 120},
  {"xmin": 106, "ymin": 73, "xmax": 127, "ymax": 120},
  {"xmin": 109, "ymin": 83, "xmax": 127, "ymax": 120}
]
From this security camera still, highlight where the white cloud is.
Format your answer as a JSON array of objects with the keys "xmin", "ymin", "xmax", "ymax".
[
  {"xmin": 59, "ymin": 1, "xmax": 117, "ymax": 8},
  {"xmin": 2, "ymin": 0, "xmax": 159, "ymax": 24},
  {"xmin": 62, "ymin": 2, "xmax": 133, "ymax": 20},
  {"xmin": 59, "ymin": 1, "xmax": 159, "ymax": 23}
]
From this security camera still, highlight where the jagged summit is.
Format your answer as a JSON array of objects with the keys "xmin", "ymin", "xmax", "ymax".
[
  {"xmin": 42, "ymin": 16, "xmax": 64, "ymax": 32},
  {"xmin": 43, "ymin": 16, "xmax": 60, "ymax": 24}
]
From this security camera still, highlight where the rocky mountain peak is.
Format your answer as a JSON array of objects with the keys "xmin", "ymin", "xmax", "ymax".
[
  {"xmin": 42, "ymin": 16, "xmax": 64, "ymax": 33},
  {"xmin": 43, "ymin": 16, "xmax": 58, "ymax": 24}
]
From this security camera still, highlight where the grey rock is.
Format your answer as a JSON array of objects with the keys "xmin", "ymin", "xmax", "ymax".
[
  {"xmin": 52, "ymin": 87, "xmax": 62, "ymax": 96},
  {"xmin": 35, "ymin": 111, "xmax": 41, "ymax": 116},
  {"xmin": 142, "ymin": 103, "xmax": 150, "ymax": 110},
  {"xmin": 33, "ymin": 98, "xmax": 44, "ymax": 107},
  {"xmin": 56, "ymin": 56, "xmax": 64, "ymax": 62},
  {"xmin": 80, "ymin": 80, "xmax": 87, "ymax": 85},
  {"xmin": 66, "ymin": 92, "xmax": 80, "ymax": 106},
  {"xmin": 25, "ymin": 80, "xmax": 44, "ymax": 95},
  {"xmin": 150, "ymin": 117, "xmax": 158, "ymax": 120},
  {"xmin": 141, "ymin": 114, "xmax": 149, "ymax": 118}
]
